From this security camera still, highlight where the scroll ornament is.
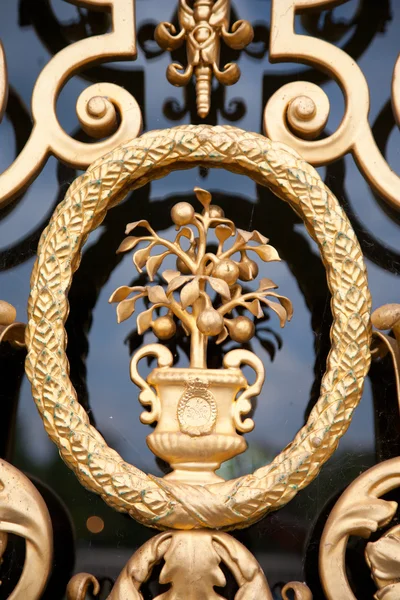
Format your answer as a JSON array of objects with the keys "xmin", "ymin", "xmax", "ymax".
[
  {"xmin": 0, "ymin": 0, "xmax": 142, "ymax": 208},
  {"xmin": 264, "ymin": 0, "xmax": 400, "ymax": 212},
  {"xmin": 0, "ymin": 460, "xmax": 52, "ymax": 600}
]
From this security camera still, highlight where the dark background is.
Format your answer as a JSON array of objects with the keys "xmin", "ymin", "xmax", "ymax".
[{"xmin": 0, "ymin": 1, "xmax": 400, "ymax": 598}]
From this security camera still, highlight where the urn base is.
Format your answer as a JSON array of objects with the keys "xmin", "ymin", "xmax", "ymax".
[{"xmin": 147, "ymin": 431, "xmax": 247, "ymax": 484}]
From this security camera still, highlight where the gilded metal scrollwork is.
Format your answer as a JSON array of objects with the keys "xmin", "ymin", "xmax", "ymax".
[
  {"xmin": 0, "ymin": 460, "xmax": 53, "ymax": 599},
  {"xmin": 0, "ymin": 0, "xmax": 142, "ymax": 208},
  {"xmin": 2, "ymin": 1, "xmax": 400, "ymax": 597},
  {"xmin": 264, "ymin": 0, "xmax": 400, "ymax": 212},
  {"xmin": 319, "ymin": 457, "xmax": 400, "ymax": 600},
  {"xmin": 68, "ymin": 530, "xmax": 299, "ymax": 599},
  {"xmin": 155, "ymin": 1, "xmax": 254, "ymax": 118},
  {"xmin": 366, "ymin": 525, "xmax": 400, "ymax": 600},
  {"xmin": 25, "ymin": 124, "xmax": 371, "ymax": 531},
  {"xmin": 372, "ymin": 303, "xmax": 400, "ymax": 413},
  {"xmin": 0, "ymin": 300, "xmax": 25, "ymax": 348}
]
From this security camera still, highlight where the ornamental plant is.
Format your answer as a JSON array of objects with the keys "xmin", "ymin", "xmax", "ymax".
[{"xmin": 110, "ymin": 187, "xmax": 293, "ymax": 368}]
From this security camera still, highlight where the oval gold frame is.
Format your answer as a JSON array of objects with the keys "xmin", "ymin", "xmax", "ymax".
[{"xmin": 25, "ymin": 125, "xmax": 371, "ymax": 530}]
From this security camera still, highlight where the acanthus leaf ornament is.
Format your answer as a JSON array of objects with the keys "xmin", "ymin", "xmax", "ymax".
[
  {"xmin": 366, "ymin": 525, "xmax": 400, "ymax": 600},
  {"xmin": 155, "ymin": 1, "xmax": 254, "ymax": 118},
  {"xmin": 68, "ymin": 530, "xmax": 274, "ymax": 599},
  {"xmin": 25, "ymin": 124, "xmax": 371, "ymax": 531}
]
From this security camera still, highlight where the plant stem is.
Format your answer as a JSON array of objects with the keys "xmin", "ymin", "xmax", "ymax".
[
  {"xmin": 217, "ymin": 291, "xmax": 261, "ymax": 316},
  {"xmin": 190, "ymin": 289, "xmax": 207, "ymax": 368},
  {"xmin": 139, "ymin": 236, "xmax": 197, "ymax": 273},
  {"xmin": 190, "ymin": 326, "xmax": 207, "ymax": 369}
]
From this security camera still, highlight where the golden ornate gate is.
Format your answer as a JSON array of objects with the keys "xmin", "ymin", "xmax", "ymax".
[{"xmin": 1, "ymin": 1, "xmax": 400, "ymax": 598}]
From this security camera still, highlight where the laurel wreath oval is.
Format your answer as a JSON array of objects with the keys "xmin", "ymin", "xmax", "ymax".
[{"xmin": 25, "ymin": 125, "xmax": 371, "ymax": 530}]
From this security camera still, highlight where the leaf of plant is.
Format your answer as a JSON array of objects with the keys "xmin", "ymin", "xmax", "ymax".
[
  {"xmin": 247, "ymin": 299, "xmax": 263, "ymax": 318},
  {"xmin": 263, "ymin": 299, "xmax": 288, "ymax": 328},
  {"xmin": 137, "ymin": 306, "xmax": 155, "ymax": 335},
  {"xmin": 133, "ymin": 245, "xmax": 152, "ymax": 272},
  {"xmin": 252, "ymin": 244, "xmax": 281, "ymax": 262},
  {"xmin": 268, "ymin": 292, "xmax": 294, "ymax": 321},
  {"xmin": 109, "ymin": 286, "xmax": 144, "ymax": 303},
  {"xmin": 147, "ymin": 285, "xmax": 169, "ymax": 304},
  {"xmin": 167, "ymin": 275, "xmax": 193, "ymax": 294},
  {"xmin": 162, "ymin": 269, "xmax": 181, "ymax": 283},
  {"xmin": 116, "ymin": 236, "xmax": 141, "ymax": 254},
  {"xmin": 237, "ymin": 228, "xmax": 269, "ymax": 245},
  {"xmin": 236, "ymin": 228, "xmax": 253, "ymax": 244},
  {"xmin": 194, "ymin": 187, "xmax": 212, "ymax": 208},
  {"xmin": 249, "ymin": 230, "xmax": 268, "ymax": 244},
  {"xmin": 215, "ymin": 224, "xmax": 233, "ymax": 245},
  {"xmin": 176, "ymin": 227, "xmax": 193, "ymax": 242},
  {"xmin": 125, "ymin": 220, "xmax": 152, "ymax": 234},
  {"xmin": 180, "ymin": 278, "xmax": 200, "ymax": 308},
  {"xmin": 258, "ymin": 278, "xmax": 278, "ymax": 291},
  {"xmin": 116, "ymin": 297, "xmax": 140, "ymax": 323},
  {"xmin": 216, "ymin": 326, "xmax": 228, "ymax": 345},
  {"xmin": 208, "ymin": 277, "xmax": 231, "ymax": 299},
  {"xmin": 147, "ymin": 251, "xmax": 170, "ymax": 281}
]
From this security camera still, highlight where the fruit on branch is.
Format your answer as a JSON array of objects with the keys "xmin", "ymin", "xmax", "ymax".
[
  {"xmin": 176, "ymin": 257, "xmax": 192, "ymax": 274},
  {"xmin": 197, "ymin": 309, "xmax": 224, "ymax": 336},
  {"xmin": 176, "ymin": 242, "xmax": 197, "ymax": 274},
  {"xmin": 205, "ymin": 204, "xmax": 225, "ymax": 222},
  {"xmin": 152, "ymin": 315, "xmax": 176, "ymax": 340},
  {"xmin": 238, "ymin": 253, "xmax": 259, "ymax": 282},
  {"xmin": 213, "ymin": 259, "xmax": 239, "ymax": 285},
  {"xmin": 171, "ymin": 202, "xmax": 195, "ymax": 226},
  {"xmin": 227, "ymin": 316, "xmax": 255, "ymax": 343}
]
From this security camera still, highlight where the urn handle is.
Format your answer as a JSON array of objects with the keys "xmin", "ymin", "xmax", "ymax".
[
  {"xmin": 223, "ymin": 349, "xmax": 265, "ymax": 433},
  {"xmin": 130, "ymin": 344, "xmax": 173, "ymax": 425}
]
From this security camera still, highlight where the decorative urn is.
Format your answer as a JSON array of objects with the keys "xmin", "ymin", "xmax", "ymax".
[{"xmin": 110, "ymin": 187, "xmax": 292, "ymax": 484}]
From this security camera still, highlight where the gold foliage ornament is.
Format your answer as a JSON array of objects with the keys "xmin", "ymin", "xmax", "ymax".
[
  {"xmin": 68, "ymin": 530, "xmax": 273, "ymax": 600},
  {"xmin": 25, "ymin": 125, "xmax": 371, "ymax": 531},
  {"xmin": 155, "ymin": 0, "xmax": 254, "ymax": 118}
]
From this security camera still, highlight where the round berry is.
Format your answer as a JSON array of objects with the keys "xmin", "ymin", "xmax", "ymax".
[
  {"xmin": 152, "ymin": 316, "xmax": 176, "ymax": 340},
  {"xmin": 171, "ymin": 202, "xmax": 195, "ymax": 226},
  {"xmin": 229, "ymin": 316, "xmax": 255, "ymax": 343},
  {"xmin": 213, "ymin": 259, "xmax": 240, "ymax": 286},
  {"xmin": 196, "ymin": 309, "xmax": 224, "ymax": 336}
]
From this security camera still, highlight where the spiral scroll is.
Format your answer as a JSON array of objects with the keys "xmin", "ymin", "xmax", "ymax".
[
  {"xmin": 264, "ymin": 0, "xmax": 400, "ymax": 212},
  {"xmin": 0, "ymin": 0, "xmax": 141, "ymax": 208}
]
